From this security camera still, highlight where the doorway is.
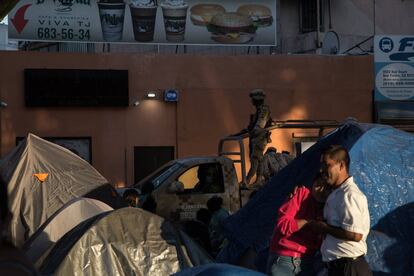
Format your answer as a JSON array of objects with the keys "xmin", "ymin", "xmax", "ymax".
[{"xmin": 134, "ymin": 146, "xmax": 175, "ymax": 184}]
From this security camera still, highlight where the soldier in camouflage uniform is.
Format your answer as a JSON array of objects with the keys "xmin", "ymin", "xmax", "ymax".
[
  {"xmin": 262, "ymin": 147, "xmax": 294, "ymax": 182},
  {"xmin": 244, "ymin": 89, "xmax": 274, "ymax": 187}
]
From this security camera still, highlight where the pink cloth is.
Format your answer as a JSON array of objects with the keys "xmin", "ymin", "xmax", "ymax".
[{"xmin": 269, "ymin": 187, "xmax": 323, "ymax": 257}]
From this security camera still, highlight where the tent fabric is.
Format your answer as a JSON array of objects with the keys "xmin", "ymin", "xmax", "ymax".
[
  {"xmin": 174, "ymin": 263, "xmax": 266, "ymax": 276},
  {"xmin": 0, "ymin": 0, "xmax": 18, "ymax": 21},
  {"xmin": 0, "ymin": 133, "xmax": 113, "ymax": 247},
  {"xmin": 22, "ymin": 197, "xmax": 113, "ymax": 266},
  {"xmin": 349, "ymin": 126, "xmax": 414, "ymax": 275},
  {"xmin": 39, "ymin": 207, "xmax": 212, "ymax": 276},
  {"xmin": 217, "ymin": 121, "xmax": 414, "ymax": 275}
]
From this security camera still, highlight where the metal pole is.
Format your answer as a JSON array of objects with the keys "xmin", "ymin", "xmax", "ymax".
[{"xmin": 316, "ymin": 0, "xmax": 321, "ymax": 48}]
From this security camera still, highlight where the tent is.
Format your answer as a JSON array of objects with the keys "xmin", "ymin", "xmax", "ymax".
[
  {"xmin": 22, "ymin": 197, "xmax": 113, "ymax": 266},
  {"xmin": 0, "ymin": 133, "xmax": 124, "ymax": 247},
  {"xmin": 39, "ymin": 207, "xmax": 212, "ymax": 276},
  {"xmin": 0, "ymin": 0, "xmax": 18, "ymax": 20},
  {"xmin": 217, "ymin": 120, "xmax": 414, "ymax": 275}
]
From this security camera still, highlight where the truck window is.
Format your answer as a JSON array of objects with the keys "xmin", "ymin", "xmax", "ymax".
[
  {"xmin": 177, "ymin": 163, "xmax": 224, "ymax": 194},
  {"xmin": 148, "ymin": 163, "xmax": 182, "ymax": 190}
]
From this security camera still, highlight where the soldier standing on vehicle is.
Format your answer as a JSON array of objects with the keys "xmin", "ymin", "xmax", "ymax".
[{"xmin": 244, "ymin": 89, "xmax": 274, "ymax": 188}]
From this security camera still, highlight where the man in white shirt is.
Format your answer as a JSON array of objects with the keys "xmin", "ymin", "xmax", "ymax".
[{"xmin": 309, "ymin": 145, "xmax": 372, "ymax": 276}]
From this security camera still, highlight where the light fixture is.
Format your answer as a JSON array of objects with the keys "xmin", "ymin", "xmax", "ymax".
[{"xmin": 146, "ymin": 92, "xmax": 157, "ymax": 98}]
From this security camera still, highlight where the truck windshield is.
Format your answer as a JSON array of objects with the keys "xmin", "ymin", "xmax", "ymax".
[{"xmin": 147, "ymin": 163, "xmax": 182, "ymax": 190}]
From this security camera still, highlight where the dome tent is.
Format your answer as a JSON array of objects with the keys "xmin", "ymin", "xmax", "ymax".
[
  {"xmin": 0, "ymin": 133, "xmax": 124, "ymax": 247},
  {"xmin": 23, "ymin": 197, "xmax": 113, "ymax": 266},
  {"xmin": 40, "ymin": 207, "xmax": 212, "ymax": 275},
  {"xmin": 217, "ymin": 121, "xmax": 414, "ymax": 275}
]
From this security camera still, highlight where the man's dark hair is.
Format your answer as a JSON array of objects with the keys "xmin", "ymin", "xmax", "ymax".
[
  {"xmin": 207, "ymin": 196, "xmax": 223, "ymax": 213},
  {"xmin": 198, "ymin": 164, "xmax": 217, "ymax": 180},
  {"xmin": 123, "ymin": 188, "xmax": 140, "ymax": 207},
  {"xmin": 322, "ymin": 145, "xmax": 350, "ymax": 172},
  {"xmin": 196, "ymin": 208, "xmax": 211, "ymax": 225}
]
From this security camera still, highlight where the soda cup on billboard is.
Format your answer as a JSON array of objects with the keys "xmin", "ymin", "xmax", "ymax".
[
  {"xmin": 161, "ymin": 0, "xmax": 188, "ymax": 42},
  {"xmin": 98, "ymin": 0, "xmax": 126, "ymax": 41},
  {"xmin": 129, "ymin": 0, "xmax": 158, "ymax": 42}
]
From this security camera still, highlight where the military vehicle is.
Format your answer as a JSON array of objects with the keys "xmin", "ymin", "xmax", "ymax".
[{"xmin": 135, "ymin": 120, "xmax": 340, "ymax": 221}]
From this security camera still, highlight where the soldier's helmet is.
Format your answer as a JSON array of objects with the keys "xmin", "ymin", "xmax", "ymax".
[{"xmin": 249, "ymin": 89, "xmax": 266, "ymax": 100}]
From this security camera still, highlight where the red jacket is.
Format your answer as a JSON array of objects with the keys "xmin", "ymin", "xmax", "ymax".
[{"xmin": 269, "ymin": 187, "xmax": 323, "ymax": 257}]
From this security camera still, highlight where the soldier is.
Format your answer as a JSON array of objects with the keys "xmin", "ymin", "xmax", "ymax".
[{"xmin": 244, "ymin": 89, "xmax": 274, "ymax": 188}]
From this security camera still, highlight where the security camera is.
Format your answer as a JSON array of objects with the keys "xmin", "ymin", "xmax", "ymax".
[
  {"xmin": 132, "ymin": 101, "xmax": 140, "ymax": 107},
  {"xmin": 0, "ymin": 101, "xmax": 7, "ymax": 108}
]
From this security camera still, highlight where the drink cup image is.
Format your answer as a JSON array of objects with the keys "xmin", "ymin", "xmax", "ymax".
[
  {"xmin": 98, "ymin": 0, "xmax": 126, "ymax": 41},
  {"xmin": 161, "ymin": 0, "xmax": 188, "ymax": 42},
  {"xmin": 129, "ymin": 0, "xmax": 158, "ymax": 42}
]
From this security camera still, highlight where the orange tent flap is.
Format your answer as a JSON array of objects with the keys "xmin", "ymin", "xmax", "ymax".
[{"xmin": 34, "ymin": 173, "xmax": 49, "ymax": 183}]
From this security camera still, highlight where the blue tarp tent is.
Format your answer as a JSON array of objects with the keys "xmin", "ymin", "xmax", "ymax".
[{"xmin": 217, "ymin": 120, "xmax": 414, "ymax": 275}]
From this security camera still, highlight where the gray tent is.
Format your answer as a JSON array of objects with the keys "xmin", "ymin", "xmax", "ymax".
[
  {"xmin": 23, "ymin": 197, "xmax": 113, "ymax": 266},
  {"xmin": 40, "ymin": 207, "xmax": 212, "ymax": 276},
  {"xmin": 0, "ymin": 133, "xmax": 123, "ymax": 247}
]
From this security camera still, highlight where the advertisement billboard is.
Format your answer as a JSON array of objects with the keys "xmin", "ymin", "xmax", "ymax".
[
  {"xmin": 374, "ymin": 35, "xmax": 414, "ymax": 101},
  {"xmin": 8, "ymin": 0, "xmax": 276, "ymax": 46},
  {"xmin": 374, "ymin": 35, "xmax": 414, "ymax": 124}
]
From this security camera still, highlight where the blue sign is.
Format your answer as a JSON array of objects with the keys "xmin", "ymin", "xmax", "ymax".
[{"xmin": 164, "ymin": 89, "xmax": 179, "ymax": 102}]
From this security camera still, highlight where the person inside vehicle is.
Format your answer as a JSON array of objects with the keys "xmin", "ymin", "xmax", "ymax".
[{"xmin": 193, "ymin": 164, "xmax": 224, "ymax": 194}]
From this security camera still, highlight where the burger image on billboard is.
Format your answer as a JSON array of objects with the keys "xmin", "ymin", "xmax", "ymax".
[
  {"xmin": 207, "ymin": 12, "xmax": 257, "ymax": 44},
  {"xmin": 236, "ymin": 4, "xmax": 273, "ymax": 27},
  {"xmin": 190, "ymin": 4, "xmax": 226, "ymax": 26}
]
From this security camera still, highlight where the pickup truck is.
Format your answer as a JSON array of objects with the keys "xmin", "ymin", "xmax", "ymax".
[
  {"xmin": 135, "ymin": 120, "xmax": 340, "ymax": 221},
  {"xmin": 136, "ymin": 156, "xmax": 244, "ymax": 221}
]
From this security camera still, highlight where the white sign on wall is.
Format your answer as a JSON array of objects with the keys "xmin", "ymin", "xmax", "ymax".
[
  {"xmin": 374, "ymin": 35, "xmax": 414, "ymax": 101},
  {"xmin": 8, "ymin": 0, "xmax": 277, "ymax": 46}
]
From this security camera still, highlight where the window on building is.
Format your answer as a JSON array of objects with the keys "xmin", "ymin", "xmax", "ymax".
[{"xmin": 299, "ymin": 0, "xmax": 324, "ymax": 33}]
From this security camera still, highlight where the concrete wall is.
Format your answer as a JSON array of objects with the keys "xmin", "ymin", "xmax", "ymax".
[
  {"xmin": 279, "ymin": 0, "xmax": 414, "ymax": 54},
  {"xmin": 0, "ymin": 51, "xmax": 374, "ymax": 186}
]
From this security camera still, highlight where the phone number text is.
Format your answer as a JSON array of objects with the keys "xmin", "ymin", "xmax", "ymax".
[{"xmin": 37, "ymin": 28, "xmax": 90, "ymax": 41}]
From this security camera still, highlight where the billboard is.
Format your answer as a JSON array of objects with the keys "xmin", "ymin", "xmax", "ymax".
[
  {"xmin": 374, "ymin": 35, "xmax": 414, "ymax": 123},
  {"xmin": 8, "ymin": 0, "xmax": 276, "ymax": 46},
  {"xmin": 374, "ymin": 35, "xmax": 414, "ymax": 101}
]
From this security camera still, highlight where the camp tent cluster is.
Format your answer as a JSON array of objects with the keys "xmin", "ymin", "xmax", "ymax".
[
  {"xmin": 0, "ymin": 134, "xmax": 211, "ymax": 275},
  {"xmin": 1, "ymin": 122, "xmax": 413, "ymax": 275}
]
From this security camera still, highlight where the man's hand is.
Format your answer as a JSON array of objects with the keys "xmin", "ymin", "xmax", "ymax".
[
  {"xmin": 306, "ymin": 220, "xmax": 328, "ymax": 233},
  {"xmin": 307, "ymin": 221, "xmax": 363, "ymax": 242}
]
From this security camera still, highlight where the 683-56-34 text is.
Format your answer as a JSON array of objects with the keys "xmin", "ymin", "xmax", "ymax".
[{"xmin": 37, "ymin": 28, "xmax": 90, "ymax": 41}]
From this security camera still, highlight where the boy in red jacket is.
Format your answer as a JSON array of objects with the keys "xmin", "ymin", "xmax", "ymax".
[{"xmin": 268, "ymin": 175, "xmax": 330, "ymax": 276}]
